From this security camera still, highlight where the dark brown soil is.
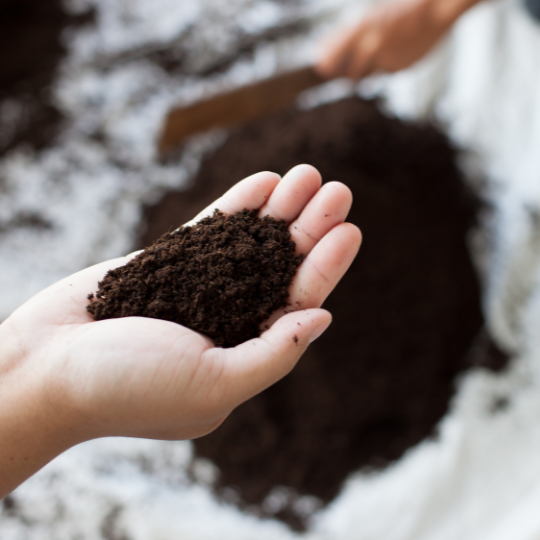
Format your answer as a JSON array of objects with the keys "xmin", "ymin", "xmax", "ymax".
[
  {"xmin": 141, "ymin": 96, "xmax": 508, "ymax": 530},
  {"xmin": 88, "ymin": 209, "xmax": 303, "ymax": 348},
  {"xmin": 0, "ymin": 0, "xmax": 93, "ymax": 157}
]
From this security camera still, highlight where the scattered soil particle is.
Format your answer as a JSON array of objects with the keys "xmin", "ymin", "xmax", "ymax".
[
  {"xmin": 2, "ymin": 495, "xmax": 17, "ymax": 515},
  {"xmin": 490, "ymin": 396, "xmax": 510, "ymax": 414},
  {"xmin": 141, "ymin": 97, "xmax": 509, "ymax": 530},
  {"xmin": 88, "ymin": 209, "xmax": 303, "ymax": 348},
  {"xmin": 0, "ymin": 211, "xmax": 54, "ymax": 234},
  {"xmin": 467, "ymin": 327, "xmax": 510, "ymax": 372}
]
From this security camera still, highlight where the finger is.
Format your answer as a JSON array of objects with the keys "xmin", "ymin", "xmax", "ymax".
[
  {"xmin": 290, "ymin": 181, "xmax": 352, "ymax": 256},
  {"xmin": 207, "ymin": 308, "xmax": 332, "ymax": 406},
  {"xmin": 347, "ymin": 32, "xmax": 378, "ymax": 80},
  {"xmin": 258, "ymin": 164, "xmax": 321, "ymax": 223},
  {"xmin": 316, "ymin": 23, "xmax": 362, "ymax": 79},
  {"xmin": 126, "ymin": 249, "xmax": 143, "ymax": 258},
  {"xmin": 268, "ymin": 222, "xmax": 361, "ymax": 325},
  {"xmin": 184, "ymin": 170, "xmax": 281, "ymax": 227}
]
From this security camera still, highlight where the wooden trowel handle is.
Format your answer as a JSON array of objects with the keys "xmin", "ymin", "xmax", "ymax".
[{"xmin": 158, "ymin": 66, "xmax": 325, "ymax": 156}]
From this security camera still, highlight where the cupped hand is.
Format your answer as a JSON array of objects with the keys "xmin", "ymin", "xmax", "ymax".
[
  {"xmin": 1, "ymin": 165, "xmax": 361, "ymax": 457},
  {"xmin": 316, "ymin": 0, "xmax": 461, "ymax": 80}
]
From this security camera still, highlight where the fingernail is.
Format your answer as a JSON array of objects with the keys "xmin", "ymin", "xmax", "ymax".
[{"xmin": 309, "ymin": 321, "xmax": 331, "ymax": 343}]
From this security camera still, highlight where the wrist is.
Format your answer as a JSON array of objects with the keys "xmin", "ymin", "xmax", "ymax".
[{"xmin": 0, "ymin": 319, "xmax": 85, "ymax": 497}]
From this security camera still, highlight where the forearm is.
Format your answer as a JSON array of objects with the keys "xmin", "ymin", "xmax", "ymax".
[{"xmin": 0, "ymin": 320, "xmax": 80, "ymax": 498}]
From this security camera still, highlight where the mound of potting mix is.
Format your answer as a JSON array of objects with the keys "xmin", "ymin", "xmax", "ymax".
[
  {"xmin": 87, "ymin": 209, "xmax": 303, "ymax": 347},
  {"xmin": 141, "ymin": 96, "xmax": 508, "ymax": 530}
]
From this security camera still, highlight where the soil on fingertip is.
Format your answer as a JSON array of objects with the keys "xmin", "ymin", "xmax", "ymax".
[
  {"xmin": 140, "ymin": 96, "xmax": 509, "ymax": 531},
  {"xmin": 87, "ymin": 209, "xmax": 303, "ymax": 348}
]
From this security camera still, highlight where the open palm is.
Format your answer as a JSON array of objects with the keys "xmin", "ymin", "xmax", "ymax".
[{"xmin": 4, "ymin": 165, "xmax": 360, "ymax": 444}]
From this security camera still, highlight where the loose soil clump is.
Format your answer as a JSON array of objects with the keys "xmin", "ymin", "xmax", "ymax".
[
  {"xmin": 141, "ymin": 97, "xmax": 508, "ymax": 530},
  {"xmin": 88, "ymin": 209, "xmax": 303, "ymax": 348}
]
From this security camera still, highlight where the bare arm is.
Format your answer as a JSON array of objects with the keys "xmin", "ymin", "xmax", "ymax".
[
  {"xmin": 0, "ymin": 328, "xmax": 83, "ymax": 496},
  {"xmin": 0, "ymin": 165, "xmax": 361, "ymax": 498},
  {"xmin": 316, "ymin": 0, "xmax": 485, "ymax": 80}
]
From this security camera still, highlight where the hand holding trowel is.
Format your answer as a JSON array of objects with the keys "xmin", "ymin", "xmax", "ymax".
[{"xmin": 158, "ymin": 0, "xmax": 480, "ymax": 156}]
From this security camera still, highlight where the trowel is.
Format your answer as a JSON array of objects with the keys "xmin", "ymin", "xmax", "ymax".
[{"xmin": 158, "ymin": 66, "xmax": 326, "ymax": 156}]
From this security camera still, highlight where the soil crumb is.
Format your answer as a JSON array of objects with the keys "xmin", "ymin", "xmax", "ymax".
[
  {"xmin": 88, "ymin": 209, "xmax": 303, "ymax": 348},
  {"xmin": 141, "ymin": 97, "xmax": 507, "ymax": 530}
]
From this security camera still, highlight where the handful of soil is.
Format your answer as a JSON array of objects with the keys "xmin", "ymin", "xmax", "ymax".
[{"xmin": 87, "ymin": 209, "xmax": 303, "ymax": 347}]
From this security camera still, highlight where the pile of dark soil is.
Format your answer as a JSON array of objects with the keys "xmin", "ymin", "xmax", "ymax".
[
  {"xmin": 142, "ymin": 96, "xmax": 507, "ymax": 530},
  {"xmin": 0, "ymin": 0, "xmax": 92, "ymax": 156},
  {"xmin": 88, "ymin": 209, "xmax": 303, "ymax": 348}
]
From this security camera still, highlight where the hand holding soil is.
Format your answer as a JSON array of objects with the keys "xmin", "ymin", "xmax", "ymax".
[
  {"xmin": 87, "ymin": 209, "xmax": 306, "ymax": 348},
  {"xmin": 0, "ymin": 164, "xmax": 361, "ymax": 498}
]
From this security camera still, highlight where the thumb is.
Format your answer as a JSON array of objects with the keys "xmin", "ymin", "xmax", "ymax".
[{"xmin": 213, "ymin": 309, "xmax": 332, "ymax": 407}]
